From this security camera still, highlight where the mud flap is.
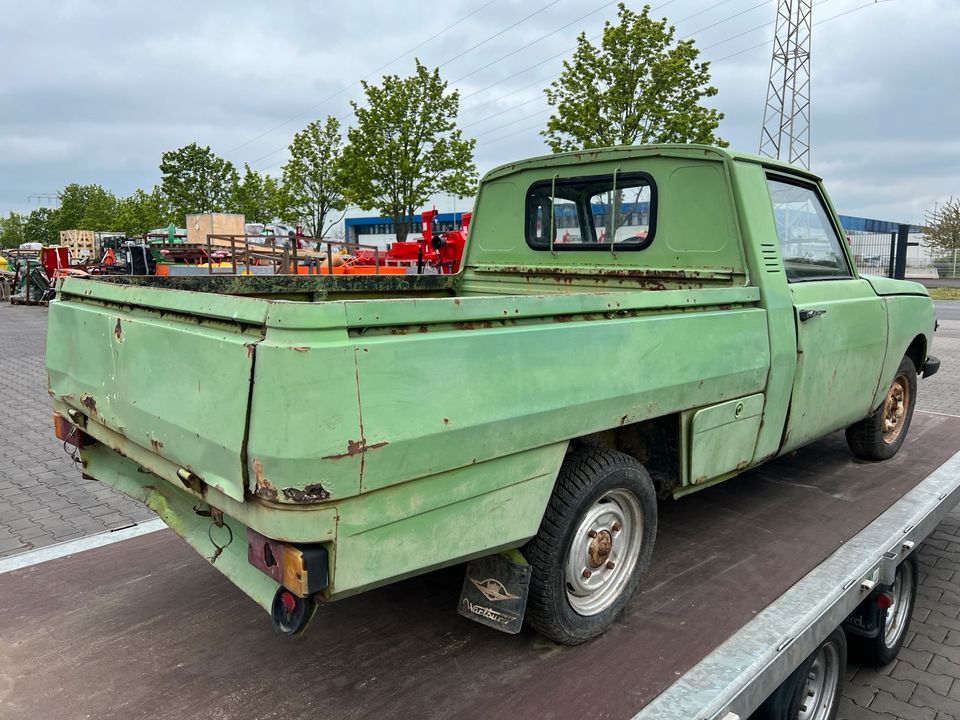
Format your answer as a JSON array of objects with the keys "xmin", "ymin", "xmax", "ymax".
[{"xmin": 458, "ymin": 549, "xmax": 531, "ymax": 634}]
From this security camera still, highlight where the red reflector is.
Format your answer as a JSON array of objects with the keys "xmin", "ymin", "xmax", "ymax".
[
  {"xmin": 875, "ymin": 593, "xmax": 893, "ymax": 610},
  {"xmin": 281, "ymin": 591, "xmax": 297, "ymax": 613},
  {"xmin": 53, "ymin": 414, "xmax": 83, "ymax": 448}
]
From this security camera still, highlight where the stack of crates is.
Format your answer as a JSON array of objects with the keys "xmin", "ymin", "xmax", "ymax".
[{"xmin": 59, "ymin": 229, "xmax": 97, "ymax": 262}]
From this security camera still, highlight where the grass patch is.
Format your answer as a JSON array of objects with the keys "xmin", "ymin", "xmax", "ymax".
[{"xmin": 928, "ymin": 286, "xmax": 960, "ymax": 300}]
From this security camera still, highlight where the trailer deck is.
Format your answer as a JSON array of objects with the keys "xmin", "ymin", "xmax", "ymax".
[{"xmin": 3, "ymin": 411, "xmax": 960, "ymax": 720}]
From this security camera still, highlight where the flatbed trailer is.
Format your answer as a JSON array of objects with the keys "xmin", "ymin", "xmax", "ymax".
[{"xmin": 4, "ymin": 411, "xmax": 959, "ymax": 720}]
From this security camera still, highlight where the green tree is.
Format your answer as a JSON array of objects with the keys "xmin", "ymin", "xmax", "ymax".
[
  {"xmin": 0, "ymin": 211, "xmax": 25, "ymax": 248},
  {"xmin": 24, "ymin": 207, "xmax": 58, "ymax": 244},
  {"xmin": 55, "ymin": 183, "xmax": 118, "ymax": 232},
  {"xmin": 231, "ymin": 164, "xmax": 283, "ymax": 225},
  {"xmin": 114, "ymin": 187, "xmax": 174, "ymax": 236},
  {"xmin": 924, "ymin": 197, "xmax": 960, "ymax": 253},
  {"xmin": 543, "ymin": 3, "xmax": 726, "ymax": 152},
  {"xmin": 341, "ymin": 61, "xmax": 477, "ymax": 241},
  {"xmin": 281, "ymin": 117, "xmax": 347, "ymax": 238},
  {"xmin": 159, "ymin": 143, "xmax": 239, "ymax": 221}
]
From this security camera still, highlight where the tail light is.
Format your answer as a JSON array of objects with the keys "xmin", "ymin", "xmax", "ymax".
[
  {"xmin": 247, "ymin": 528, "xmax": 328, "ymax": 598},
  {"xmin": 53, "ymin": 413, "xmax": 86, "ymax": 448}
]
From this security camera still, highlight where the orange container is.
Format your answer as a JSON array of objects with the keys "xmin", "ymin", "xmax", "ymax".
[
  {"xmin": 296, "ymin": 265, "xmax": 347, "ymax": 275},
  {"xmin": 345, "ymin": 266, "xmax": 407, "ymax": 275}
]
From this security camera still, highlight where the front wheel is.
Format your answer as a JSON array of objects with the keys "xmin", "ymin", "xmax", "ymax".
[
  {"xmin": 523, "ymin": 446, "xmax": 658, "ymax": 645},
  {"xmin": 758, "ymin": 626, "xmax": 847, "ymax": 720},
  {"xmin": 846, "ymin": 356, "xmax": 917, "ymax": 461}
]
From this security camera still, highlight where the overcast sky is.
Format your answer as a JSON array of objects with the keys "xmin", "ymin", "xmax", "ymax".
[{"xmin": 1, "ymin": 0, "xmax": 957, "ymax": 223}]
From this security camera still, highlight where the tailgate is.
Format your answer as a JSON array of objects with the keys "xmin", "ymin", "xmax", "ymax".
[{"xmin": 46, "ymin": 278, "xmax": 269, "ymax": 502}]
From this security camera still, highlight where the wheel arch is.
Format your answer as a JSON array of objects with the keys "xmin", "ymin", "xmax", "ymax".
[
  {"xmin": 570, "ymin": 413, "xmax": 681, "ymax": 498},
  {"xmin": 905, "ymin": 334, "xmax": 927, "ymax": 372}
]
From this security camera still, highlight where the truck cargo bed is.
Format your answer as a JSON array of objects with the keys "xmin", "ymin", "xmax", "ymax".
[{"xmin": 5, "ymin": 411, "xmax": 959, "ymax": 720}]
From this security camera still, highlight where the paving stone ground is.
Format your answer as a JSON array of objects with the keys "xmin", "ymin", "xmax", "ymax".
[
  {"xmin": 0, "ymin": 303, "xmax": 153, "ymax": 556},
  {"xmin": 2, "ymin": 299, "xmax": 960, "ymax": 719}
]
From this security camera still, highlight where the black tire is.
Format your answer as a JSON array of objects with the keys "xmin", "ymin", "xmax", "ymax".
[
  {"xmin": 846, "ymin": 356, "xmax": 918, "ymax": 461},
  {"xmin": 848, "ymin": 555, "xmax": 918, "ymax": 666},
  {"xmin": 523, "ymin": 446, "xmax": 657, "ymax": 645},
  {"xmin": 758, "ymin": 626, "xmax": 847, "ymax": 720},
  {"xmin": 270, "ymin": 588, "xmax": 315, "ymax": 636}
]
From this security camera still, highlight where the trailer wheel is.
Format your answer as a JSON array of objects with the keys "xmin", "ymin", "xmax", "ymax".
[
  {"xmin": 846, "ymin": 356, "xmax": 917, "ymax": 461},
  {"xmin": 758, "ymin": 627, "xmax": 847, "ymax": 720},
  {"xmin": 523, "ymin": 446, "xmax": 657, "ymax": 645},
  {"xmin": 849, "ymin": 554, "xmax": 918, "ymax": 666},
  {"xmin": 270, "ymin": 588, "xmax": 315, "ymax": 637}
]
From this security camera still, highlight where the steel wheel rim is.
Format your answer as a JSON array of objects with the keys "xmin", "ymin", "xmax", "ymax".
[
  {"xmin": 881, "ymin": 374, "xmax": 910, "ymax": 444},
  {"xmin": 884, "ymin": 561, "xmax": 914, "ymax": 648},
  {"xmin": 798, "ymin": 640, "xmax": 841, "ymax": 720},
  {"xmin": 564, "ymin": 488, "xmax": 643, "ymax": 616}
]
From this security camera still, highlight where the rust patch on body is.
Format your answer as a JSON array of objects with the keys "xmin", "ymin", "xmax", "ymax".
[
  {"xmin": 244, "ymin": 342, "xmax": 256, "ymax": 359},
  {"xmin": 282, "ymin": 483, "xmax": 331, "ymax": 503},
  {"xmin": 251, "ymin": 457, "xmax": 277, "ymax": 500},
  {"xmin": 453, "ymin": 298, "xmax": 461, "ymax": 305},
  {"xmin": 322, "ymin": 439, "xmax": 388, "ymax": 460},
  {"xmin": 150, "ymin": 437, "xmax": 164, "ymax": 452},
  {"xmin": 291, "ymin": 346, "xmax": 310, "ymax": 352},
  {"xmin": 81, "ymin": 394, "xmax": 98, "ymax": 414},
  {"xmin": 443, "ymin": 417, "xmax": 450, "ymax": 425},
  {"xmin": 114, "ymin": 318, "xmax": 123, "ymax": 342}
]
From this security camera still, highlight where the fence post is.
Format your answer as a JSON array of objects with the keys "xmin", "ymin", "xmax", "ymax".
[
  {"xmin": 887, "ymin": 232, "xmax": 896, "ymax": 278},
  {"xmin": 893, "ymin": 224, "xmax": 910, "ymax": 279}
]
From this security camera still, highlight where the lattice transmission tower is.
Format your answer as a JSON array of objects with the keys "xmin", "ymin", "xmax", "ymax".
[{"xmin": 759, "ymin": 0, "xmax": 812, "ymax": 169}]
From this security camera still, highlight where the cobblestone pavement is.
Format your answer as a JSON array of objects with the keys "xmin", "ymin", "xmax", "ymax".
[
  {"xmin": 837, "ymin": 304, "xmax": 960, "ymax": 720},
  {"xmin": 0, "ymin": 303, "xmax": 152, "ymax": 557},
  {"xmin": 2, "ymin": 300, "xmax": 960, "ymax": 719}
]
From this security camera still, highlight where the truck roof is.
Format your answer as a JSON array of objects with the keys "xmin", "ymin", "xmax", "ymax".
[{"xmin": 483, "ymin": 143, "xmax": 824, "ymax": 183}]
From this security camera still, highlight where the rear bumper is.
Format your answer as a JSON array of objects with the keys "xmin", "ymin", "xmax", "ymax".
[
  {"xmin": 81, "ymin": 443, "xmax": 282, "ymax": 611},
  {"xmin": 923, "ymin": 355, "xmax": 941, "ymax": 379}
]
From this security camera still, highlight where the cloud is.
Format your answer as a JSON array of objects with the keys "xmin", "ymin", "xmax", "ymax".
[{"xmin": 1, "ymin": 0, "xmax": 957, "ymax": 224}]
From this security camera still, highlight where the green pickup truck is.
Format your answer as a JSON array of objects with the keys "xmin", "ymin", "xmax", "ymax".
[{"xmin": 47, "ymin": 144, "xmax": 939, "ymax": 644}]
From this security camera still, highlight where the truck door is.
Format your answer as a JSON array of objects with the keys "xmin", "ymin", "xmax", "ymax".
[{"xmin": 766, "ymin": 176, "xmax": 887, "ymax": 453}]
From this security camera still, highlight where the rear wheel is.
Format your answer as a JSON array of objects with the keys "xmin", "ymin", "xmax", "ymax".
[
  {"xmin": 846, "ymin": 356, "xmax": 917, "ymax": 461},
  {"xmin": 523, "ymin": 446, "xmax": 657, "ymax": 645},
  {"xmin": 758, "ymin": 626, "xmax": 847, "ymax": 720},
  {"xmin": 849, "ymin": 555, "xmax": 918, "ymax": 666}
]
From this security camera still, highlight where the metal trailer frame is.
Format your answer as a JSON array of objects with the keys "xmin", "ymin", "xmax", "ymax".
[{"xmin": 638, "ymin": 447, "xmax": 960, "ymax": 720}]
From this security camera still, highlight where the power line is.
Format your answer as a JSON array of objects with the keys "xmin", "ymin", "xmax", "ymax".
[
  {"xmin": 473, "ymin": 102, "xmax": 552, "ymax": 138},
  {"xmin": 714, "ymin": 0, "xmax": 878, "ymax": 62},
  {"xmin": 251, "ymin": 0, "xmax": 565, "ymax": 169},
  {"xmin": 468, "ymin": 0, "xmax": 775, "ymax": 146},
  {"xmin": 228, "ymin": 0, "xmax": 498, "ymax": 155},
  {"xmin": 437, "ymin": 0, "xmax": 562, "ymax": 73},
  {"xmin": 685, "ymin": 0, "xmax": 770, "ymax": 37},
  {"xmin": 449, "ymin": 0, "xmax": 619, "ymax": 85},
  {"xmin": 477, "ymin": 0, "xmax": 882, "ymax": 150},
  {"xmin": 257, "ymin": 0, "xmax": 727, "ymax": 170},
  {"xmin": 459, "ymin": 0, "xmax": 747, "ymax": 118}
]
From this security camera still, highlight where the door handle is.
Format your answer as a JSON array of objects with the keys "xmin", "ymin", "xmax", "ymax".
[{"xmin": 799, "ymin": 308, "xmax": 827, "ymax": 322}]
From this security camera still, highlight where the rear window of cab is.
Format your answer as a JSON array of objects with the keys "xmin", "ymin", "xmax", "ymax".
[{"xmin": 525, "ymin": 172, "xmax": 657, "ymax": 251}]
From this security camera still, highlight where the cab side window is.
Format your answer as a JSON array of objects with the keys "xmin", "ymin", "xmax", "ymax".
[{"xmin": 767, "ymin": 177, "xmax": 852, "ymax": 282}]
